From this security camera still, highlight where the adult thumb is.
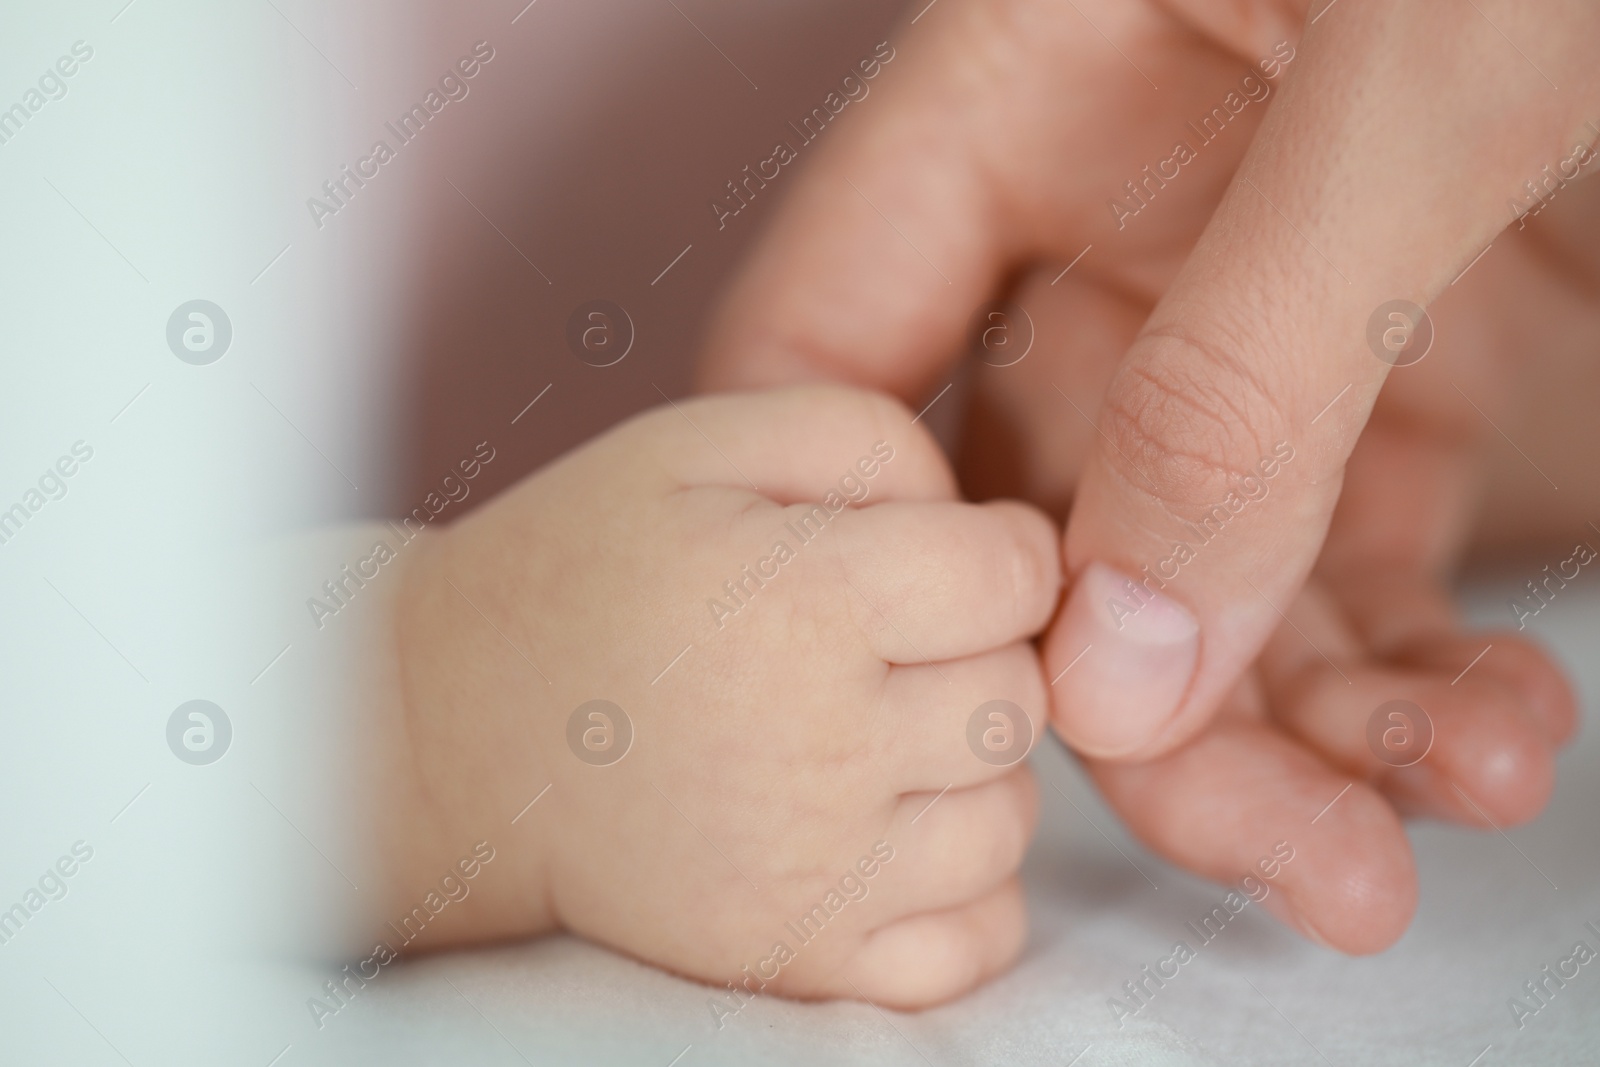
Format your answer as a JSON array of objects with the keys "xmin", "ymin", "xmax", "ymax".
[{"xmin": 1047, "ymin": 0, "xmax": 1600, "ymax": 760}]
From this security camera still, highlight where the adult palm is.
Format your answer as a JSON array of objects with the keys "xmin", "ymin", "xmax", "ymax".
[{"xmin": 701, "ymin": 0, "xmax": 1597, "ymax": 950}]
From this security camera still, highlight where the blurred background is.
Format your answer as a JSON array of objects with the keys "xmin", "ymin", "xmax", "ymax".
[
  {"xmin": 2, "ymin": 1, "xmax": 1596, "ymax": 1064},
  {"xmin": 0, "ymin": 1, "xmax": 908, "ymax": 1061}
]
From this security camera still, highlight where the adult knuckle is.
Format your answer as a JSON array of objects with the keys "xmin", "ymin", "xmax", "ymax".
[{"xmin": 1098, "ymin": 324, "xmax": 1293, "ymax": 509}]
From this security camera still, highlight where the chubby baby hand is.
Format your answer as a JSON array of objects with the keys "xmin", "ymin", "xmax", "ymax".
[{"xmin": 390, "ymin": 386, "xmax": 1061, "ymax": 1009}]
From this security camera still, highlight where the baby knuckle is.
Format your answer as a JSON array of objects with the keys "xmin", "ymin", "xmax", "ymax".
[
  {"xmin": 795, "ymin": 382, "xmax": 914, "ymax": 437},
  {"xmin": 997, "ymin": 540, "xmax": 1043, "ymax": 629},
  {"xmin": 855, "ymin": 384, "xmax": 919, "ymax": 435},
  {"xmin": 1010, "ymin": 512, "xmax": 1059, "ymax": 602},
  {"xmin": 1010, "ymin": 768, "xmax": 1041, "ymax": 839},
  {"xmin": 983, "ymin": 772, "xmax": 1038, "ymax": 873}
]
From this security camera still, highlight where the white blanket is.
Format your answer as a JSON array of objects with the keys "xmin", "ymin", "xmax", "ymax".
[{"xmin": 302, "ymin": 581, "xmax": 1600, "ymax": 1066}]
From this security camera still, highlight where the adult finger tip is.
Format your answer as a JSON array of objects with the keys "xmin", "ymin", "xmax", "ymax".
[
  {"xmin": 1398, "ymin": 631, "xmax": 1580, "ymax": 748},
  {"xmin": 1046, "ymin": 561, "xmax": 1200, "ymax": 759},
  {"xmin": 1391, "ymin": 714, "xmax": 1557, "ymax": 829},
  {"xmin": 1275, "ymin": 784, "xmax": 1416, "ymax": 955},
  {"xmin": 1475, "ymin": 634, "xmax": 1580, "ymax": 747}
]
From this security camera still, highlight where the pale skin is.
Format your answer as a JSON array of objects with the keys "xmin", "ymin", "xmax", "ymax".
[{"xmin": 382, "ymin": 386, "xmax": 1063, "ymax": 1008}]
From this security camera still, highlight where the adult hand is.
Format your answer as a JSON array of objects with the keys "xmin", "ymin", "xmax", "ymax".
[{"xmin": 700, "ymin": 0, "xmax": 1597, "ymax": 950}]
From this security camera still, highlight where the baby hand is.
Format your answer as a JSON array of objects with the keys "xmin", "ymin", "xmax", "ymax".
[{"xmin": 389, "ymin": 386, "xmax": 1060, "ymax": 1009}]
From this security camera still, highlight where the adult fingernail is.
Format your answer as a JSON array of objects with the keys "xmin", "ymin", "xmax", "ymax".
[{"xmin": 1051, "ymin": 561, "xmax": 1199, "ymax": 758}]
